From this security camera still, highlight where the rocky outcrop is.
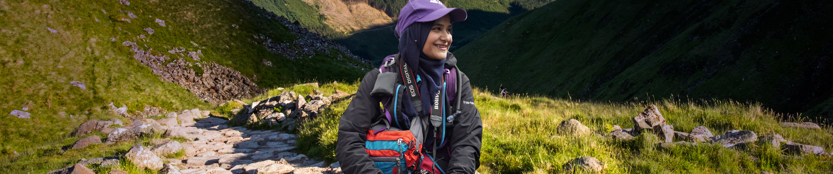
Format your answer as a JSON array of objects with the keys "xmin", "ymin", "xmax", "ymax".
[
  {"xmin": 232, "ymin": 88, "xmax": 345, "ymax": 130},
  {"xmin": 123, "ymin": 41, "xmax": 262, "ymax": 104}
]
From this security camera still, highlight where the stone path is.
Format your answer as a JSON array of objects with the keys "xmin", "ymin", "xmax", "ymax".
[{"xmin": 167, "ymin": 116, "xmax": 340, "ymax": 174}]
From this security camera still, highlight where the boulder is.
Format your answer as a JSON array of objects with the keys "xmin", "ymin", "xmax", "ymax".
[
  {"xmin": 783, "ymin": 142, "xmax": 826, "ymax": 155},
  {"xmin": 657, "ymin": 124, "xmax": 675, "ymax": 143},
  {"xmin": 131, "ymin": 120, "xmax": 165, "ymax": 137},
  {"xmin": 688, "ymin": 126, "xmax": 714, "ymax": 142},
  {"xmin": 160, "ymin": 164, "xmax": 182, "ymax": 174},
  {"xmin": 165, "ymin": 127, "xmax": 189, "ymax": 139},
  {"xmin": 296, "ymin": 95, "xmax": 306, "ymax": 110},
  {"xmin": 106, "ymin": 128, "xmax": 134, "ymax": 143},
  {"xmin": 757, "ymin": 134, "xmax": 788, "ymax": 148},
  {"xmin": 70, "ymin": 164, "xmax": 95, "ymax": 174},
  {"xmin": 279, "ymin": 91, "xmax": 297, "ymax": 104},
  {"xmin": 73, "ymin": 120, "xmax": 113, "ymax": 136},
  {"xmin": 109, "ymin": 169, "xmax": 127, "ymax": 174},
  {"xmin": 157, "ymin": 118, "xmax": 178, "ymax": 127},
  {"xmin": 556, "ymin": 119, "xmax": 592, "ymax": 136},
  {"xmin": 165, "ymin": 112, "xmax": 178, "ymax": 118},
  {"xmin": 712, "ymin": 130, "xmax": 757, "ymax": 148},
  {"xmin": 563, "ymin": 156, "xmax": 604, "ymax": 173},
  {"xmin": 632, "ymin": 105, "xmax": 666, "ymax": 134},
  {"xmin": 152, "ymin": 140, "xmax": 183, "ymax": 157},
  {"xmin": 302, "ymin": 100, "xmax": 327, "ymax": 117},
  {"xmin": 674, "ymin": 131, "xmax": 691, "ymax": 141},
  {"xmin": 100, "ymin": 158, "xmax": 120, "ymax": 168},
  {"xmin": 125, "ymin": 144, "xmax": 164, "ymax": 170},
  {"xmin": 780, "ymin": 122, "xmax": 821, "ymax": 129},
  {"xmin": 71, "ymin": 135, "xmax": 102, "ymax": 150},
  {"xmin": 607, "ymin": 129, "xmax": 634, "ymax": 140},
  {"xmin": 178, "ymin": 110, "xmax": 198, "ymax": 126}
]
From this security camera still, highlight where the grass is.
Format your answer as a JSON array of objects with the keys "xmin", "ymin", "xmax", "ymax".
[
  {"xmin": 294, "ymin": 82, "xmax": 833, "ymax": 173},
  {"xmin": 0, "ymin": 0, "xmax": 367, "ymax": 173}
]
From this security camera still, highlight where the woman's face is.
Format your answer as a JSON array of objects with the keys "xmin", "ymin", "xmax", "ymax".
[{"xmin": 422, "ymin": 15, "xmax": 453, "ymax": 60}]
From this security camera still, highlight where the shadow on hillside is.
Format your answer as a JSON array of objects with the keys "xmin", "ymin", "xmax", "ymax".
[{"xmin": 335, "ymin": 5, "xmax": 527, "ymax": 66}]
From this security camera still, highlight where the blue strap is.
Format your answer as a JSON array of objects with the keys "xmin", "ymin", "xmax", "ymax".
[
  {"xmin": 393, "ymin": 84, "xmax": 402, "ymax": 129},
  {"xmin": 425, "ymin": 154, "xmax": 446, "ymax": 174}
]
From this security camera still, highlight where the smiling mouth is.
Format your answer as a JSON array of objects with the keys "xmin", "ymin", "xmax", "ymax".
[{"xmin": 435, "ymin": 44, "xmax": 449, "ymax": 51}]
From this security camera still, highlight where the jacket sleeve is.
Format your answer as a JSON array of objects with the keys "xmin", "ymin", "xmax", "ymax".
[
  {"xmin": 336, "ymin": 70, "xmax": 383, "ymax": 174},
  {"xmin": 446, "ymin": 72, "xmax": 483, "ymax": 174}
]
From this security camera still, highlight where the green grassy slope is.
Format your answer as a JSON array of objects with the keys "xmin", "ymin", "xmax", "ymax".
[
  {"xmin": 0, "ymin": 0, "xmax": 367, "ymax": 172},
  {"xmin": 455, "ymin": 0, "xmax": 833, "ymax": 120},
  {"xmin": 294, "ymin": 83, "xmax": 833, "ymax": 173}
]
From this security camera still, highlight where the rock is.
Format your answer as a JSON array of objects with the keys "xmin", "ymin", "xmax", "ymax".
[
  {"xmin": 71, "ymin": 135, "xmax": 102, "ymax": 150},
  {"xmin": 783, "ymin": 142, "xmax": 826, "ymax": 155},
  {"xmin": 165, "ymin": 127, "xmax": 188, "ymax": 138},
  {"xmin": 109, "ymin": 169, "xmax": 127, "ymax": 174},
  {"xmin": 671, "ymin": 131, "xmax": 691, "ymax": 142},
  {"xmin": 657, "ymin": 124, "xmax": 675, "ymax": 143},
  {"xmin": 563, "ymin": 156, "xmax": 604, "ymax": 173},
  {"xmin": 158, "ymin": 118, "xmax": 178, "ymax": 127},
  {"xmin": 160, "ymin": 164, "xmax": 182, "ymax": 174},
  {"xmin": 106, "ymin": 128, "xmax": 134, "ymax": 143},
  {"xmin": 70, "ymin": 164, "xmax": 95, "ymax": 174},
  {"xmin": 245, "ymin": 159, "xmax": 294, "ymax": 174},
  {"xmin": 155, "ymin": 18, "xmax": 166, "ymax": 27},
  {"xmin": 152, "ymin": 140, "xmax": 183, "ymax": 157},
  {"xmin": 302, "ymin": 100, "xmax": 327, "ymax": 117},
  {"xmin": 279, "ymin": 91, "xmax": 298, "ymax": 104},
  {"xmin": 73, "ymin": 120, "xmax": 113, "ymax": 136},
  {"xmin": 780, "ymin": 122, "xmax": 821, "ymax": 129},
  {"xmin": 100, "ymin": 158, "xmax": 120, "ymax": 168},
  {"xmin": 608, "ymin": 129, "xmax": 634, "ymax": 140},
  {"xmin": 284, "ymin": 154, "xmax": 308, "ymax": 164},
  {"xmin": 131, "ymin": 120, "xmax": 165, "ymax": 137},
  {"xmin": 125, "ymin": 144, "xmax": 164, "ymax": 170},
  {"xmin": 712, "ymin": 130, "xmax": 757, "ymax": 148},
  {"xmin": 688, "ymin": 126, "xmax": 714, "ymax": 142},
  {"xmin": 556, "ymin": 119, "xmax": 592, "ymax": 136},
  {"xmin": 296, "ymin": 95, "xmax": 306, "ymax": 110},
  {"xmin": 632, "ymin": 105, "xmax": 666, "ymax": 134},
  {"xmin": 179, "ymin": 110, "xmax": 198, "ymax": 126},
  {"xmin": 166, "ymin": 112, "xmax": 178, "ymax": 118},
  {"xmin": 329, "ymin": 162, "xmax": 340, "ymax": 168},
  {"xmin": 757, "ymin": 134, "xmax": 788, "ymax": 148},
  {"xmin": 611, "ymin": 125, "xmax": 622, "ymax": 131}
]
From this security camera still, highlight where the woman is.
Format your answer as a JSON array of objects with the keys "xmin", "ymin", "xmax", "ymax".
[{"xmin": 335, "ymin": 0, "xmax": 482, "ymax": 173}]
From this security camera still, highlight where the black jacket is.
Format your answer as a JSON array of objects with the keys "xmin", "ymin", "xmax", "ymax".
[{"xmin": 336, "ymin": 54, "xmax": 482, "ymax": 174}]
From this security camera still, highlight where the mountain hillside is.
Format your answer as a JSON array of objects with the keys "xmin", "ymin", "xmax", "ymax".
[
  {"xmin": 0, "ymin": 0, "xmax": 368, "ymax": 164},
  {"xmin": 455, "ymin": 0, "xmax": 833, "ymax": 120}
]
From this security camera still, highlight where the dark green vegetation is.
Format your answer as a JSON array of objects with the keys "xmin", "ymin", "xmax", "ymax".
[
  {"xmin": 455, "ymin": 0, "xmax": 833, "ymax": 121},
  {"xmin": 0, "ymin": 0, "xmax": 366, "ymax": 172},
  {"xmin": 296, "ymin": 83, "xmax": 833, "ymax": 173},
  {"xmin": 336, "ymin": 9, "xmax": 523, "ymax": 65}
]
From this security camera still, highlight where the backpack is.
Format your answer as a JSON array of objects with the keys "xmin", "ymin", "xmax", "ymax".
[{"xmin": 365, "ymin": 54, "xmax": 463, "ymax": 174}]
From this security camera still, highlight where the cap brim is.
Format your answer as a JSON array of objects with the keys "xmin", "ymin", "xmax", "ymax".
[{"xmin": 416, "ymin": 8, "xmax": 467, "ymax": 23}]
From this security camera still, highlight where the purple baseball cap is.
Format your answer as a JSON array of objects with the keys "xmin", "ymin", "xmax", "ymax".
[{"xmin": 395, "ymin": 0, "xmax": 467, "ymax": 38}]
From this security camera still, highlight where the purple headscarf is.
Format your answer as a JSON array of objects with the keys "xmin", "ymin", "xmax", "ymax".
[{"xmin": 397, "ymin": 22, "xmax": 446, "ymax": 117}]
